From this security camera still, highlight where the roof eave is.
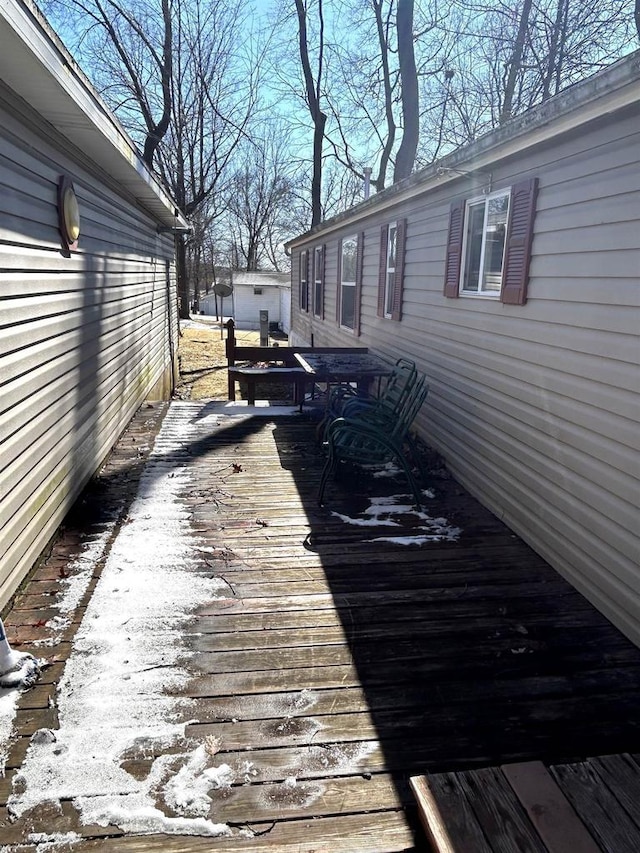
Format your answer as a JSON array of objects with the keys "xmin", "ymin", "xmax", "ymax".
[{"xmin": 0, "ymin": 0, "xmax": 187, "ymax": 229}]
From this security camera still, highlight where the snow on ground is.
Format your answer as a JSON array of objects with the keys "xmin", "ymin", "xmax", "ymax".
[
  {"xmin": 0, "ymin": 690, "xmax": 18, "ymax": 777},
  {"xmin": 1, "ymin": 510, "xmax": 118, "ymax": 778},
  {"xmin": 5, "ymin": 409, "xmax": 232, "ymax": 840},
  {"xmin": 38, "ymin": 520, "xmax": 119, "ymax": 648}
]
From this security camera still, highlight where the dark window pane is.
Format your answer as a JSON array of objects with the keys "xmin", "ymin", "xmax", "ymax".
[
  {"xmin": 463, "ymin": 203, "xmax": 485, "ymax": 292},
  {"xmin": 341, "ymin": 284, "xmax": 355, "ymax": 329}
]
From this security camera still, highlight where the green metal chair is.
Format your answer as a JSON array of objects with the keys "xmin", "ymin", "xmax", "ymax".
[
  {"xmin": 319, "ymin": 374, "xmax": 429, "ymax": 509},
  {"xmin": 322, "ymin": 357, "xmax": 417, "ymax": 440},
  {"xmin": 328, "ymin": 358, "xmax": 418, "ymax": 420}
]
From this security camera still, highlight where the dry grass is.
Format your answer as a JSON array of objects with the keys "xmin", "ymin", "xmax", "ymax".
[{"xmin": 174, "ymin": 320, "xmax": 283, "ymax": 400}]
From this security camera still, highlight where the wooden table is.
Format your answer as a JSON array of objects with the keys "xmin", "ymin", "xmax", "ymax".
[{"xmin": 295, "ymin": 350, "xmax": 393, "ymax": 394}]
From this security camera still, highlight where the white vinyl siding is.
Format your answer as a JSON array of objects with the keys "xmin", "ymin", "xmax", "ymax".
[
  {"xmin": 230, "ymin": 283, "xmax": 281, "ymax": 329},
  {"xmin": 288, "ymin": 94, "xmax": 640, "ymax": 647},
  {"xmin": 0, "ymin": 98, "xmax": 178, "ymax": 611}
]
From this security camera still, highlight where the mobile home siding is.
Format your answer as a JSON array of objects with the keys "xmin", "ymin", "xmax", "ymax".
[
  {"xmin": 289, "ymin": 69, "xmax": 640, "ymax": 646},
  {"xmin": 0, "ymin": 88, "xmax": 178, "ymax": 610}
]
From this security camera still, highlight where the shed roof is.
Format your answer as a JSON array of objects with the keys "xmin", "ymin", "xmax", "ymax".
[
  {"xmin": 232, "ymin": 271, "xmax": 290, "ymax": 288},
  {"xmin": 0, "ymin": 0, "xmax": 187, "ymax": 229},
  {"xmin": 286, "ymin": 49, "xmax": 640, "ymax": 248}
]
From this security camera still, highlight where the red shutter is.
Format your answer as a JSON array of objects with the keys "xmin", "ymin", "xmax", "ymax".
[
  {"xmin": 377, "ymin": 224, "xmax": 388, "ymax": 317},
  {"xmin": 443, "ymin": 199, "xmax": 465, "ymax": 298},
  {"xmin": 392, "ymin": 218, "xmax": 406, "ymax": 321},
  {"xmin": 354, "ymin": 232, "xmax": 364, "ymax": 335},
  {"xmin": 501, "ymin": 177, "xmax": 538, "ymax": 305}
]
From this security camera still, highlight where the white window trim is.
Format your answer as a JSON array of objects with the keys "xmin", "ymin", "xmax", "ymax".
[
  {"xmin": 459, "ymin": 188, "xmax": 510, "ymax": 298},
  {"xmin": 313, "ymin": 246, "xmax": 323, "ymax": 317},
  {"xmin": 340, "ymin": 235, "xmax": 357, "ymax": 330},
  {"xmin": 300, "ymin": 249, "xmax": 308, "ymax": 311},
  {"xmin": 384, "ymin": 222, "xmax": 397, "ymax": 318}
]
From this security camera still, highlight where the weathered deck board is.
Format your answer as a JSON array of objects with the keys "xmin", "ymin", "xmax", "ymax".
[
  {"xmin": 63, "ymin": 810, "xmax": 417, "ymax": 852},
  {"xmin": 550, "ymin": 758, "xmax": 640, "ymax": 851},
  {"xmin": 411, "ymin": 756, "xmax": 640, "ymax": 852},
  {"xmin": 3, "ymin": 404, "xmax": 640, "ymax": 852}
]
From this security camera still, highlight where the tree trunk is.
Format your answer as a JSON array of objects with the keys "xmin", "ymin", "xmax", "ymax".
[
  {"xmin": 142, "ymin": 0, "xmax": 173, "ymax": 166},
  {"xmin": 541, "ymin": 0, "xmax": 566, "ymax": 100},
  {"xmin": 393, "ymin": 0, "xmax": 418, "ymax": 183},
  {"xmin": 499, "ymin": 0, "xmax": 534, "ymax": 124},
  {"xmin": 295, "ymin": 0, "xmax": 326, "ymax": 228},
  {"xmin": 373, "ymin": 0, "xmax": 396, "ymax": 191},
  {"xmin": 311, "ymin": 110, "xmax": 327, "ymax": 226}
]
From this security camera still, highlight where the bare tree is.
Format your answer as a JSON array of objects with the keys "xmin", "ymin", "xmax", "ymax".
[
  {"xmin": 394, "ymin": 0, "xmax": 419, "ymax": 180},
  {"xmin": 294, "ymin": 0, "xmax": 327, "ymax": 227},
  {"xmin": 372, "ymin": 0, "xmax": 397, "ymax": 190},
  {"xmin": 46, "ymin": 0, "xmax": 260, "ymax": 316},
  {"xmin": 431, "ymin": 0, "xmax": 636, "ymax": 145},
  {"xmin": 224, "ymin": 126, "xmax": 298, "ymax": 271},
  {"xmin": 306, "ymin": 0, "xmax": 444, "ymax": 191},
  {"xmin": 47, "ymin": 0, "xmax": 639, "ymax": 243},
  {"xmin": 48, "ymin": 0, "xmax": 174, "ymax": 167},
  {"xmin": 499, "ymin": 0, "xmax": 534, "ymax": 123},
  {"xmin": 540, "ymin": 0, "xmax": 569, "ymax": 100}
]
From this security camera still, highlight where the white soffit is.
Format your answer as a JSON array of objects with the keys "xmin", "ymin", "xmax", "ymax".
[{"xmin": 0, "ymin": 0, "xmax": 186, "ymax": 228}]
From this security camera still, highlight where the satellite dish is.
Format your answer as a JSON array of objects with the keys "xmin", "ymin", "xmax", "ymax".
[{"xmin": 213, "ymin": 281, "xmax": 233, "ymax": 298}]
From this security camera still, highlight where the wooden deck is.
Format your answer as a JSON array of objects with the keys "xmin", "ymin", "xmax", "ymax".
[
  {"xmin": 411, "ymin": 756, "xmax": 640, "ymax": 852},
  {"xmin": 2, "ymin": 401, "xmax": 640, "ymax": 852}
]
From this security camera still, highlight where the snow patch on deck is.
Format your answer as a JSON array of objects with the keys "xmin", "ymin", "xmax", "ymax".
[
  {"xmin": 6, "ymin": 407, "xmax": 231, "ymax": 838},
  {"xmin": 333, "ymin": 493, "xmax": 462, "ymax": 544}
]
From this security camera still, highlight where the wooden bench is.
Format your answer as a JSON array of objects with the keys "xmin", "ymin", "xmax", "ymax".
[
  {"xmin": 227, "ymin": 366, "xmax": 307, "ymax": 405},
  {"xmin": 410, "ymin": 756, "xmax": 640, "ymax": 852},
  {"xmin": 225, "ymin": 319, "xmax": 368, "ymax": 405}
]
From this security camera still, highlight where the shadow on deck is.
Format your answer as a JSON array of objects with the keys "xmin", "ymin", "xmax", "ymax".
[{"xmin": 2, "ymin": 402, "xmax": 640, "ymax": 852}]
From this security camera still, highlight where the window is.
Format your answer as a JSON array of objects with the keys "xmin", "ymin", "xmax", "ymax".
[
  {"xmin": 299, "ymin": 249, "xmax": 308, "ymax": 311},
  {"xmin": 461, "ymin": 191, "xmax": 509, "ymax": 295},
  {"xmin": 313, "ymin": 245, "xmax": 324, "ymax": 317},
  {"xmin": 253, "ymin": 286, "xmax": 263, "ymax": 296},
  {"xmin": 339, "ymin": 236, "xmax": 357, "ymax": 329},
  {"xmin": 384, "ymin": 223, "xmax": 397, "ymax": 316},
  {"xmin": 377, "ymin": 219, "xmax": 406, "ymax": 320},
  {"xmin": 444, "ymin": 178, "xmax": 538, "ymax": 305}
]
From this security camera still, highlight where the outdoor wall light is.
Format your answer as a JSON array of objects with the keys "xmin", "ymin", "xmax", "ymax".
[{"xmin": 58, "ymin": 175, "xmax": 80, "ymax": 250}]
